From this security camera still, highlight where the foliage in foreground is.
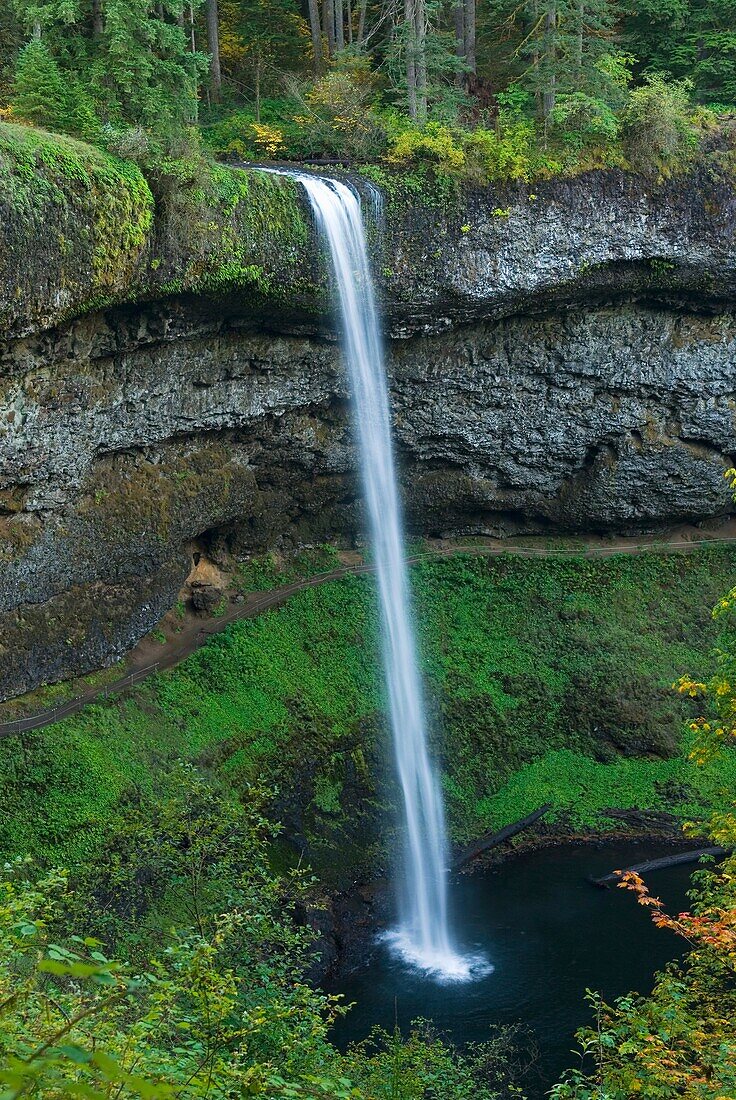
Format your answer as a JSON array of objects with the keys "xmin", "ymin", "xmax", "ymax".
[
  {"xmin": 0, "ymin": 766, "xmax": 523, "ymax": 1100},
  {"xmin": 550, "ymin": 851, "xmax": 736, "ymax": 1100},
  {"xmin": 0, "ymin": 768, "xmax": 349, "ymax": 1099}
]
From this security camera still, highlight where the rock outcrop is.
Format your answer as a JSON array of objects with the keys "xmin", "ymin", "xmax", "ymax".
[{"xmin": 2, "ymin": 125, "xmax": 736, "ymax": 699}]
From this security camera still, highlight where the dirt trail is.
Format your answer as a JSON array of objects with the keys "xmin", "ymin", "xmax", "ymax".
[{"xmin": 3, "ymin": 523, "xmax": 736, "ymax": 738}]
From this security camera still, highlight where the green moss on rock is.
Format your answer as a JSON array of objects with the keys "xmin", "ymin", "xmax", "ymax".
[
  {"xmin": 0, "ymin": 123, "xmax": 154, "ymax": 332},
  {"xmin": 0, "ymin": 124, "xmax": 318, "ymax": 338}
]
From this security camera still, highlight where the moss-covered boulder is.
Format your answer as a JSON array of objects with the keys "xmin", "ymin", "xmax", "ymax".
[{"xmin": 0, "ymin": 123, "xmax": 319, "ymax": 338}]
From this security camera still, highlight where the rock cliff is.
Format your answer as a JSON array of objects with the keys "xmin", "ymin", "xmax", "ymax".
[{"xmin": 2, "ymin": 124, "xmax": 736, "ymax": 698}]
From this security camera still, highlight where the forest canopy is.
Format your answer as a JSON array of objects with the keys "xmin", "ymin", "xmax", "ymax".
[{"xmin": 1, "ymin": 0, "xmax": 735, "ymax": 182}]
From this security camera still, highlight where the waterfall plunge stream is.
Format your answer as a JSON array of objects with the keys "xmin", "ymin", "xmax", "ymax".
[{"xmin": 275, "ymin": 171, "xmax": 481, "ymax": 980}]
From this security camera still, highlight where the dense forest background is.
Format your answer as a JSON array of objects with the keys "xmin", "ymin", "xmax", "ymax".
[{"xmin": 0, "ymin": 0, "xmax": 735, "ymax": 181}]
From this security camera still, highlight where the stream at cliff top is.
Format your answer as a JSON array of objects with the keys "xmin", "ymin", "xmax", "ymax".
[{"xmin": 329, "ymin": 841, "xmax": 694, "ymax": 1096}]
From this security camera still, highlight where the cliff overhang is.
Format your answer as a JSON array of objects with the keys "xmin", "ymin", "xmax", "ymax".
[{"xmin": 2, "ymin": 123, "xmax": 736, "ymax": 699}]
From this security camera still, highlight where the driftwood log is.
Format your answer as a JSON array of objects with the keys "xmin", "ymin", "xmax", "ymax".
[
  {"xmin": 590, "ymin": 846, "xmax": 730, "ymax": 888},
  {"xmin": 453, "ymin": 804, "xmax": 553, "ymax": 870}
]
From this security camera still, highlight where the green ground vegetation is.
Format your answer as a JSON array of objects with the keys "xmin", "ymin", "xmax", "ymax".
[
  {"xmin": 0, "ymin": 545, "xmax": 734, "ymax": 1099},
  {"xmin": 2, "ymin": 547, "xmax": 735, "ymax": 876}
]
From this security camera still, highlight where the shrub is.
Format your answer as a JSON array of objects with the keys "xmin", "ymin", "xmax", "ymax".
[
  {"xmin": 382, "ymin": 112, "xmax": 540, "ymax": 184},
  {"xmin": 251, "ymin": 121, "xmax": 285, "ymax": 157},
  {"xmin": 549, "ymin": 93, "xmax": 620, "ymax": 150},
  {"xmin": 463, "ymin": 121, "xmax": 535, "ymax": 182},
  {"xmin": 202, "ymin": 110, "xmax": 260, "ymax": 158},
  {"xmin": 385, "ymin": 118, "xmax": 467, "ymax": 174},
  {"xmin": 301, "ymin": 54, "xmax": 386, "ymax": 160},
  {"xmin": 621, "ymin": 74, "xmax": 700, "ymax": 176}
]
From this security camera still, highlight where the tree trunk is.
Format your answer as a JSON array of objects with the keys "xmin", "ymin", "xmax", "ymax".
[
  {"xmin": 323, "ymin": 0, "xmax": 336, "ymax": 58},
  {"xmin": 346, "ymin": 0, "xmax": 353, "ymax": 45},
  {"xmin": 463, "ymin": 0, "xmax": 476, "ymax": 87},
  {"xmin": 92, "ymin": 0, "xmax": 103, "ymax": 38},
  {"xmin": 414, "ymin": 0, "xmax": 427, "ymax": 122},
  {"xmin": 335, "ymin": 0, "xmax": 345, "ymax": 50},
  {"xmin": 357, "ymin": 0, "xmax": 368, "ymax": 44},
  {"xmin": 404, "ymin": 0, "xmax": 417, "ymax": 120},
  {"xmin": 307, "ymin": 0, "xmax": 323, "ymax": 75},
  {"xmin": 590, "ymin": 848, "xmax": 730, "ymax": 888},
  {"xmin": 542, "ymin": 1, "xmax": 556, "ymax": 120},
  {"xmin": 205, "ymin": 0, "xmax": 221, "ymax": 102},
  {"xmin": 530, "ymin": 0, "xmax": 540, "ymax": 113},
  {"xmin": 189, "ymin": 1, "xmax": 196, "ymax": 51},
  {"xmin": 453, "ymin": 0, "xmax": 465, "ymax": 86},
  {"xmin": 453, "ymin": 806, "xmax": 553, "ymax": 870},
  {"xmin": 255, "ymin": 55, "xmax": 261, "ymax": 122}
]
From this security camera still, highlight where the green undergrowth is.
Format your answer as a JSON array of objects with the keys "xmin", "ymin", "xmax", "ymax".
[
  {"xmin": 1, "ymin": 547, "xmax": 735, "ymax": 871},
  {"xmin": 233, "ymin": 544, "xmax": 343, "ymax": 593},
  {"xmin": 475, "ymin": 742, "xmax": 736, "ymax": 833}
]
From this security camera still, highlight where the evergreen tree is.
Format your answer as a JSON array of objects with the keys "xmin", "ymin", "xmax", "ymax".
[
  {"xmin": 13, "ymin": 37, "xmax": 97, "ymax": 136},
  {"xmin": 99, "ymin": 0, "xmax": 206, "ymax": 137},
  {"xmin": 385, "ymin": 0, "xmax": 465, "ymax": 121},
  {"xmin": 0, "ymin": 5, "xmax": 24, "ymax": 107},
  {"xmin": 11, "ymin": 0, "xmax": 206, "ymax": 149},
  {"xmin": 622, "ymin": 0, "xmax": 736, "ymax": 105},
  {"xmin": 519, "ymin": 0, "xmax": 620, "ymax": 118},
  {"xmin": 205, "ymin": 0, "xmax": 222, "ymax": 102},
  {"xmin": 218, "ymin": 0, "xmax": 308, "ymax": 119}
]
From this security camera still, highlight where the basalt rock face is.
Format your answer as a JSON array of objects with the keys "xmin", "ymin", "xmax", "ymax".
[
  {"xmin": 2, "ymin": 150, "xmax": 736, "ymax": 699},
  {"xmin": 381, "ymin": 163, "xmax": 736, "ymax": 332},
  {"xmin": 393, "ymin": 306, "xmax": 736, "ymax": 533}
]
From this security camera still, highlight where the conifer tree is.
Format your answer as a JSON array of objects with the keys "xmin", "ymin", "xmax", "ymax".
[
  {"xmin": 520, "ymin": 0, "xmax": 620, "ymax": 118},
  {"xmin": 13, "ymin": 38, "xmax": 96, "ymax": 135},
  {"xmin": 218, "ymin": 0, "xmax": 307, "ymax": 117},
  {"xmin": 11, "ymin": 0, "xmax": 206, "ymax": 149},
  {"xmin": 622, "ymin": 0, "xmax": 736, "ymax": 105},
  {"xmin": 205, "ymin": 0, "xmax": 222, "ymax": 102}
]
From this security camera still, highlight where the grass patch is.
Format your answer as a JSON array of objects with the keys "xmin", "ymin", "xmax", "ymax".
[{"xmin": 1, "ymin": 546, "xmax": 734, "ymax": 867}]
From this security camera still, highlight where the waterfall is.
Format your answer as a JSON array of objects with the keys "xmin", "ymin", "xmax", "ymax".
[{"xmin": 272, "ymin": 170, "xmax": 475, "ymax": 980}]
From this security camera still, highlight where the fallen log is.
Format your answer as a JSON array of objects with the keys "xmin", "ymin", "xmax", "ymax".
[
  {"xmin": 453, "ymin": 804, "xmax": 553, "ymax": 870},
  {"xmin": 600, "ymin": 807, "xmax": 680, "ymax": 830},
  {"xmin": 590, "ymin": 846, "xmax": 730, "ymax": 888}
]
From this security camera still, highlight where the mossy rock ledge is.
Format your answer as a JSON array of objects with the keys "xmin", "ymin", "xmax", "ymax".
[{"xmin": 2, "ymin": 122, "xmax": 736, "ymax": 698}]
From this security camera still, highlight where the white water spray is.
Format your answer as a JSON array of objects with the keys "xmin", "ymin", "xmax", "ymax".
[{"xmin": 272, "ymin": 170, "xmax": 481, "ymax": 980}]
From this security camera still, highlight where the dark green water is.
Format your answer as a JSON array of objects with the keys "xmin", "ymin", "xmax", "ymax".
[{"xmin": 331, "ymin": 842, "xmax": 694, "ymax": 1094}]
